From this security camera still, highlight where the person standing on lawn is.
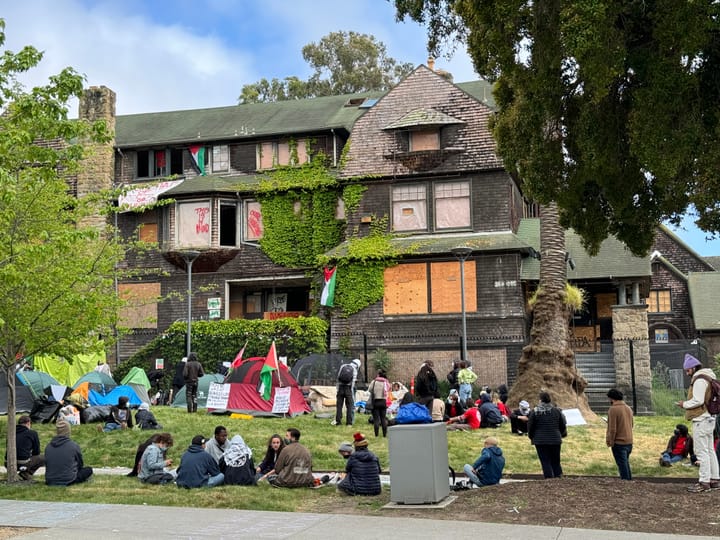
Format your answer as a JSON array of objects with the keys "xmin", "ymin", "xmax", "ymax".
[
  {"xmin": 606, "ymin": 388, "xmax": 634, "ymax": 480},
  {"xmin": 527, "ymin": 391, "xmax": 567, "ymax": 478},
  {"xmin": 333, "ymin": 359, "xmax": 360, "ymax": 426},
  {"xmin": 183, "ymin": 352, "xmax": 205, "ymax": 413},
  {"xmin": 677, "ymin": 353, "xmax": 720, "ymax": 492}
]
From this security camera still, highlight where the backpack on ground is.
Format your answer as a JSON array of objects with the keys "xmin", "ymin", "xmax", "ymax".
[
  {"xmin": 337, "ymin": 364, "xmax": 354, "ymax": 385},
  {"xmin": 696, "ymin": 374, "xmax": 720, "ymax": 415}
]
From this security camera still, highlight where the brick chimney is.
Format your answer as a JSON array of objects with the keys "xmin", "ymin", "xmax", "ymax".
[
  {"xmin": 427, "ymin": 56, "xmax": 435, "ymax": 71},
  {"xmin": 76, "ymin": 86, "xmax": 116, "ymax": 229}
]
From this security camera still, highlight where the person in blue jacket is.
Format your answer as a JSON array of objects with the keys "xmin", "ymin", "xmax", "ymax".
[
  {"xmin": 176, "ymin": 435, "xmax": 224, "ymax": 488},
  {"xmin": 337, "ymin": 432, "xmax": 381, "ymax": 496},
  {"xmin": 463, "ymin": 436, "xmax": 505, "ymax": 487}
]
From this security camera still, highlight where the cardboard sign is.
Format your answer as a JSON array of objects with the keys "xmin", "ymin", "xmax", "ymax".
[
  {"xmin": 271, "ymin": 386, "xmax": 291, "ymax": 414},
  {"xmin": 562, "ymin": 408, "xmax": 587, "ymax": 426},
  {"xmin": 206, "ymin": 382, "xmax": 231, "ymax": 409}
]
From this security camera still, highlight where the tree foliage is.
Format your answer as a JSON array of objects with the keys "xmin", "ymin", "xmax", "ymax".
[
  {"xmin": 396, "ymin": 0, "xmax": 720, "ymax": 256},
  {"xmin": 239, "ymin": 31, "xmax": 414, "ymax": 103},
  {"xmin": 0, "ymin": 20, "xmax": 125, "ymax": 481}
]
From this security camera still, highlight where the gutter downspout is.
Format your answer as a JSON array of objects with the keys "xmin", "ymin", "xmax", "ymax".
[{"xmin": 331, "ymin": 128, "xmax": 337, "ymax": 167}]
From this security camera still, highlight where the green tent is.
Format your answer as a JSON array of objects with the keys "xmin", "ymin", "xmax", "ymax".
[
  {"xmin": 18, "ymin": 371, "xmax": 61, "ymax": 398},
  {"xmin": 121, "ymin": 367, "xmax": 151, "ymax": 389},
  {"xmin": 171, "ymin": 373, "xmax": 225, "ymax": 410}
]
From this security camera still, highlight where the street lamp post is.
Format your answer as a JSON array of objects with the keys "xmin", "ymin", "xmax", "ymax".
[
  {"xmin": 451, "ymin": 246, "xmax": 473, "ymax": 363},
  {"xmin": 181, "ymin": 250, "xmax": 201, "ymax": 357}
]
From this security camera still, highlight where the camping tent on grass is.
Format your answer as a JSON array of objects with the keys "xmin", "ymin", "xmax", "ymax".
[
  {"xmin": 17, "ymin": 371, "xmax": 64, "ymax": 399},
  {"xmin": 171, "ymin": 373, "xmax": 225, "ymax": 410},
  {"xmin": 0, "ymin": 374, "xmax": 36, "ymax": 414},
  {"xmin": 72, "ymin": 371, "xmax": 117, "ymax": 391},
  {"xmin": 89, "ymin": 384, "xmax": 143, "ymax": 407},
  {"xmin": 207, "ymin": 358, "xmax": 311, "ymax": 417},
  {"xmin": 120, "ymin": 367, "xmax": 152, "ymax": 405}
]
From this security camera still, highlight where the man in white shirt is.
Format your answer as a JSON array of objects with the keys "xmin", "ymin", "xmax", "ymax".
[{"xmin": 204, "ymin": 426, "xmax": 228, "ymax": 464}]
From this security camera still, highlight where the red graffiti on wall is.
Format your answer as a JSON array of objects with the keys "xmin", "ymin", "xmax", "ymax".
[
  {"xmin": 195, "ymin": 206, "xmax": 210, "ymax": 234},
  {"xmin": 248, "ymin": 208, "xmax": 263, "ymax": 238}
]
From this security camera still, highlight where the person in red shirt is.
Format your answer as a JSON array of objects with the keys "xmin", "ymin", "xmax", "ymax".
[
  {"xmin": 446, "ymin": 403, "xmax": 481, "ymax": 431},
  {"xmin": 660, "ymin": 423, "xmax": 697, "ymax": 466}
]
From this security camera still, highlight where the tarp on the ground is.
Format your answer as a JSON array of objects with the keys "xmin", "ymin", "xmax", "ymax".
[
  {"xmin": 208, "ymin": 359, "xmax": 311, "ymax": 417},
  {"xmin": 171, "ymin": 373, "xmax": 225, "ymax": 409},
  {"xmin": 121, "ymin": 367, "xmax": 151, "ymax": 389},
  {"xmin": 32, "ymin": 351, "xmax": 107, "ymax": 387},
  {"xmin": 0, "ymin": 374, "xmax": 36, "ymax": 414},
  {"xmin": 17, "ymin": 371, "xmax": 62, "ymax": 399},
  {"xmin": 88, "ymin": 384, "xmax": 143, "ymax": 407}
]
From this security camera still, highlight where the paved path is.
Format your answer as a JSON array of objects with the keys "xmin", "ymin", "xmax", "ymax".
[{"xmin": 0, "ymin": 500, "xmax": 714, "ymax": 540}]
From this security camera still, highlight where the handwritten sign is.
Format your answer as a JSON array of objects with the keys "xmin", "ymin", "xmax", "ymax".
[
  {"xmin": 271, "ymin": 386, "xmax": 291, "ymax": 414},
  {"xmin": 206, "ymin": 383, "xmax": 231, "ymax": 410}
]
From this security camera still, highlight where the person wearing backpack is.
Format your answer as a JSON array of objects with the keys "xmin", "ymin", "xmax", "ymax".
[
  {"xmin": 333, "ymin": 359, "xmax": 361, "ymax": 427},
  {"xmin": 677, "ymin": 353, "xmax": 720, "ymax": 492}
]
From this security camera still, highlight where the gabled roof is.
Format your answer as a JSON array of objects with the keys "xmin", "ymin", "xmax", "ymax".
[
  {"xmin": 517, "ymin": 218, "xmax": 651, "ymax": 280},
  {"xmin": 703, "ymin": 256, "xmax": 720, "ymax": 271},
  {"xmin": 115, "ymin": 91, "xmax": 383, "ymax": 148},
  {"xmin": 688, "ymin": 272, "xmax": 720, "ymax": 331},
  {"xmin": 656, "ymin": 224, "xmax": 716, "ymax": 271}
]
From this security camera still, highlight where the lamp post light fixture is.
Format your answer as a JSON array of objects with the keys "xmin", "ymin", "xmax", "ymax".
[
  {"xmin": 451, "ymin": 246, "xmax": 473, "ymax": 363},
  {"xmin": 181, "ymin": 250, "xmax": 201, "ymax": 357}
]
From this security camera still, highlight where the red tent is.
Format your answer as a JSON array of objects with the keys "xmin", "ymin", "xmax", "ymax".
[{"xmin": 208, "ymin": 358, "xmax": 311, "ymax": 417}]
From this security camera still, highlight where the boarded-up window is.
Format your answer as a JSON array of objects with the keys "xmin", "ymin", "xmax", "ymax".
[
  {"xmin": 435, "ymin": 181, "xmax": 471, "ymax": 229},
  {"xmin": 177, "ymin": 200, "xmax": 211, "ymax": 248},
  {"xmin": 647, "ymin": 289, "xmax": 671, "ymax": 312},
  {"xmin": 430, "ymin": 260, "xmax": 477, "ymax": 313},
  {"xmin": 118, "ymin": 283, "xmax": 160, "ymax": 329},
  {"xmin": 245, "ymin": 201, "xmax": 263, "ymax": 241},
  {"xmin": 392, "ymin": 184, "xmax": 427, "ymax": 231},
  {"xmin": 384, "ymin": 263, "xmax": 428, "ymax": 314},
  {"xmin": 410, "ymin": 129, "xmax": 440, "ymax": 151},
  {"xmin": 257, "ymin": 142, "xmax": 275, "ymax": 170},
  {"xmin": 138, "ymin": 223, "xmax": 158, "ymax": 243},
  {"xmin": 596, "ymin": 292, "xmax": 616, "ymax": 318},
  {"xmin": 277, "ymin": 139, "xmax": 308, "ymax": 166}
]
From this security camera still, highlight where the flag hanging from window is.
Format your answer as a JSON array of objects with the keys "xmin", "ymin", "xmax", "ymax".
[
  {"xmin": 320, "ymin": 267, "xmax": 336, "ymax": 307},
  {"xmin": 258, "ymin": 341, "xmax": 279, "ymax": 401},
  {"xmin": 189, "ymin": 145, "xmax": 205, "ymax": 175}
]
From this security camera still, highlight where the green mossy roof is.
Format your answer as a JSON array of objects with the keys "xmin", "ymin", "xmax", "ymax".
[{"xmin": 688, "ymin": 272, "xmax": 720, "ymax": 330}]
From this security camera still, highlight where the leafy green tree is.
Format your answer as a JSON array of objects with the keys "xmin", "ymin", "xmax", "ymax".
[
  {"xmin": 0, "ymin": 21, "xmax": 125, "ymax": 482},
  {"xmin": 239, "ymin": 31, "xmax": 414, "ymax": 103},
  {"xmin": 396, "ymin": 1, "xmax": 720, "ymax": 415}
]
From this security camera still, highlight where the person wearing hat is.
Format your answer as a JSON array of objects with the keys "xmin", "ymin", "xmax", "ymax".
[
  {"xmin": 606, "ymin": 388, "xmax": 634, "ymax": 480},
  {"xmin": 337, "ymin": 432, "xmax": 381, "ymax": 496},
  {"xmin": 333, "ymin": 358, "xmax": 361, "ymax": 427},
  {"xmin": 175, "ymin": 435, "xmax": 224, "ymax": 488},
  {"xmin": 509, "ymin": 400, "xmax": 531, "ymax": 435},
  {"xmin": 102, "ymin": 395, "xmax": 133, "ymax": 432},
  {"xmin": 44, "ymin": 418, "xmax": 93, "ymax": 486},
  {"xmin": 676, "ymin": 353, "xmax": 720, "ymax": 492},
  {"xmin": 6, "ymin": 416, "xmax": 45, "ymax": 481},
  {"xmin": 463, "ymin": 436, "xmax": 505, "ymax": 487},
  {"xmin": 659, "ymin": 424, "xmax": 697, "ymax": 467},
  {"xmin": 135, "ymin": 402, "xmax": 162, "ymax": 430}
]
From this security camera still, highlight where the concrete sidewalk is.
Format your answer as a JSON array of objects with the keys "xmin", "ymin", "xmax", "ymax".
[{"xmin": 0, "ymin": 500, "xmax": 713, "ymax": 540}]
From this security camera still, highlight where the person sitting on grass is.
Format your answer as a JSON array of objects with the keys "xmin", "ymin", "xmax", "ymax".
[
  {"xmin": 660, "ymin": 423, "xmax": 697, "ymax": 467},
  {"xmin": 446, "ymin": 401, "xmax": 481, "ymax": 431},
  {"xmin": 138, "ymin": 432, "xmax": 175, "ymax": 484},
  {"xmin": 135, "ymin": 402, "xmax": 162, "ymax": 430},
  {"xmin": 44, "ymin": 418, "xmax": 93, "ymax": 486},
  {"xmin": 267, "ymin": 428, "xmax": 314, "ymax": 488},
  {"xmin": 128, "ymin": 434, "xmax": 160, "ymax": 477},
  {"xmin": 255, "ymin": 433, "xmax": 285, "ymax": 482},
  {"xmin": 102, "ymin": 395, "xmax": 133, "ymax": 432},
  {"xmin": 176, "ymin": 435, "xmax": 224, "ymax": 488},
  {"xmin": 204, "ymin": 426, "xmax": 228, "ymax": 464},
  {"xmin": 463, "ymin": 436, "xmax": 505, "ymax": 487},
  {"xmin": 220, "ymin": 435, "xmax": 256, "ymax": 486},
  {"xmin": 337, "ymin": 432, "xmax": 382, "ymax": 496}
]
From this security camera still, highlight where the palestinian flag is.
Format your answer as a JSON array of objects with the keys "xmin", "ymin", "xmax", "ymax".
[
  {"xmin": 189, "ymin": 145, "xmax": 205, "ymax": 175},
  {"xmin": 258, "ymin": 341, "xmax": 279, "ymax": 401},
  {"xmin": 320, "ymin": 267, "xmax": 336, "ymax": 307},
  {"xmin": 229, "ymin": 341, "xmax": 247, "ymax": 373}
]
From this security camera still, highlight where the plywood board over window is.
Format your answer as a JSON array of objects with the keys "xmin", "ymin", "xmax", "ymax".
[
  {"xmin": 138, "ymin": 223, "xmax": 158, "ymax": 243},
  {"xmin": 596, "ymin": 292, "xmax": 616, "ymax": 319},
  {"xmin": 384, "ymin": 263, "xmax": 428, "ymax": 314},
  {"xmin": 431, "ymin": 260, "xmax": 477, "ymax": 313},
  {"xmin": 118, "ymin": 282, "xmax": 161, "ymax": 329},
  {"xmin": 410, "ymin": 130, "xmax": 440, "ymax": 151}
]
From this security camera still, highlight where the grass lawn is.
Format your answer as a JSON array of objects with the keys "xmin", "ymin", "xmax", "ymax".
[{"xmin": 0, "ymin": 407, "xmax": 698, "ymax": 510}]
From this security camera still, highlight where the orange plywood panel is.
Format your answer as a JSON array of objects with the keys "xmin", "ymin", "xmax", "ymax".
[
  {"xmin": 431, "ymin": 260, "xmax": 476, "ymax": 313},
  {"xmin": 384, "ymin": 263, "xmax": 428, "ymax": 314}
]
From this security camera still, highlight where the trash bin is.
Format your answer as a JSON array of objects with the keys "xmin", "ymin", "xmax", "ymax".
[{"xmin": 388, "ymin": 422, "xmax": 449, "ymax": 503}]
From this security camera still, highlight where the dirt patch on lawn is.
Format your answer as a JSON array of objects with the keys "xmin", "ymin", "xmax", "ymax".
[
  {"xmin": 0, "ymin": 528, "xmax": 39, "ymax": 539},
  {"xmin": 306, "ymin": 477, "xmax": 720, "ymax": 537}
]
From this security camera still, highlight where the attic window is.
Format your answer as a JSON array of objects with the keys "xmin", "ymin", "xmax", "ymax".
[
  {"xmin": 344, "ymin": 98, "xmax": 366, "ymax": 107},
  {"xmin": 410, "ymin": 129, "xmax": 440, "ymax": 151}
]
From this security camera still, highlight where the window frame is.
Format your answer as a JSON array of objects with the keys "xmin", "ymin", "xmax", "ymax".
[
  {"xmin": 434, "ymin": 180, "xmax": 471, "ymax": 230},
  {"xmin": 136, "ymin": 149, "xmax": 183, "ymax": 179},
  {"xmin": 244, "ymin": 200, "xmax": 263, "ymax": 241},
  {"xmin": 392, "ymin": 183, "xmax": 428, "ymax": 232},
  {"xmin": 219, "ymin": 199, "xmax": 240, "ymax": 247},
  {"xmin": 210, "ymin": 145, "xmax": 230, "ymax": 173},
  {"xmin": 647, "ymin": 289, "xmax": 671, "ymax": 313}
]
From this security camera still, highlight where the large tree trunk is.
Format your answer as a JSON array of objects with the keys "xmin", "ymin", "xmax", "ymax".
[
  {"xmin": 5, "ymin": 364, "xmax": 19, "ymax": 482},
  {"xmin": 508, "ymin": 202, "xmax": 595, "ymax": 420}
]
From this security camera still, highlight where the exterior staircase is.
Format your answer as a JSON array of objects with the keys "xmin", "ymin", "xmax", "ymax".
[{"xmin": 574, "ymin": 348, "xmax": 615, "ymax": 413}]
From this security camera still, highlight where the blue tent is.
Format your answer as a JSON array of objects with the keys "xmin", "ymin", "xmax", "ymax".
[{"xmin": 88, "ymin": 384, "xmax": 143, "ymax": 407}]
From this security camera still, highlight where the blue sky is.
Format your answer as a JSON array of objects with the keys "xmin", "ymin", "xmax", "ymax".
[{"xmin": 3, "ymin": 0, "xmax": 718, "ymax": 255}]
